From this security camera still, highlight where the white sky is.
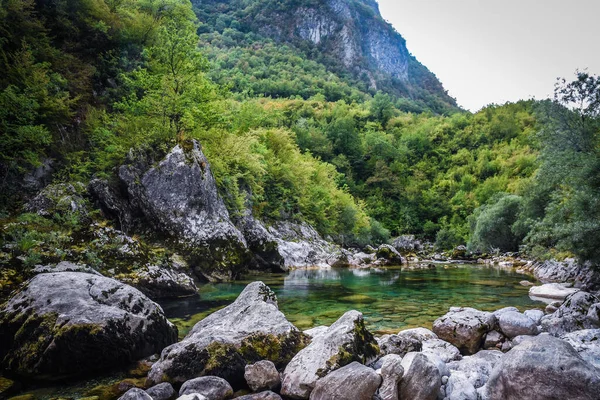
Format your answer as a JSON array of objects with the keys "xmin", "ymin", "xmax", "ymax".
[{"xmin": 377, "ymin": 0, "xmax": 600, "ymax": 112}]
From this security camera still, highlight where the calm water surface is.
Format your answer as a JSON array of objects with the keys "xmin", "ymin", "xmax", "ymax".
[{"xmin": 161, "ymin": 264, "xmax": 544, "ymax": 338}]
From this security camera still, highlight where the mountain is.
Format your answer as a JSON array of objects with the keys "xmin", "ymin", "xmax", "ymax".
[{"xmin": 192, "ymin": 0, "xmax": 458, "ymax": 113}]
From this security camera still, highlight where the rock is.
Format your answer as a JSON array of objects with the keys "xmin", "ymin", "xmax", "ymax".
[
  {"xmin": 377, "ymin": 354, "xmax": 404, "ymax": 400},
  {"xmin": 523, "ymin": 309, "xmax": 544, "ymax": 325},
  {"xmin": 148, "ymin": 282, "xmax": 307, "ymax": 386},
  {"xmin": 529, "ymin": 283, "xmax": 580, "ymax": 301},
  {"xmin": 281, "ymin": 310, "xmax": 379, "ymax": 399},
  {"xmin": 496, "ymin": 311, "xmax": 538, "ymax": 338},
  {"xmin": 33, "ymin": 261, "xmax": 101, "ymax": 276},
  {"xmin": 450, "ymin": 351, "xmax": 501, "ymax": 390},
  {"xmin": 545, "ymin": 303, "xmax": 559, "ymax": 314},
  {"xmin": 423, "ymin": 352, "xmax": 450, "ymax": 378},
  {"xmin": 377, "ymin": 333, "xmax": 421, "ymax": 357},
  {"xmin": 303, "ymin": 326, "xmax": 328, "ymax": 339},
  {"xmin": 445, "ymin": 371, "xmax": 477, "ymax": 400},
  {"xmin": 519, "ymin": 280, "xmax": 534, "ymax": 287},
  {"xmin": 145, "ymin": 383, "xmax": 176, "ymax": 400},
  {"xmin": 267, "ymin": 221, "xmax": 346, "ymax": 270},
  {"xmin": 25, "ymin": 182, "xmax": 90, "ymax": 218},
  {"xmin": 432, "ymin": 307, "xmax": 496, "ymax": 355},
  {"xmin": 119, "ymin": 388, "xmax": 153, "ymax": 400},
  {"xmin": 234, "ymin": 392, "xmax": 281, "ymax": 400},
  {"xmin": 235, "ymin": 212, "xmax": 284, "ymax": 272},
  {"xmin": 492, "ymin": 307, "xmax": 519, "ymax": 317},
  {"xmin": 88, "ymin": 178, "xmax": 135, "ymax": 232},
  {"xmin": 541, "ymin": 291, "xmax": 600, "ymax": 336},
  {"xmin": 245, "ymin": 361, "xmax": 280, "ymax": 392},
  {"xmin": 399, "ymin": 352, "xmax": 441, "ymax": 400},
  {"xmin": 396, "ymin": 327, "xmax": 438, "ymax": 342},
  {"xmin": 391, "ymin": 235, "xmax": 422, "ymax": 253},
  {"xmin": 309, "ymin": 362, "xmax": 381, "ymax": 400},
  {"xmin": 177, "ymin": 395, "xmax": 207, "ymax": 400},
  {"xmin": 562, "ymin": 329, "xmax": 600, "ymax": 369},
  {"xmin": 483, "ymin": 330, "xmax": 505, "ymax": 350},
  {"xmin": 0, "ymin": 272, "xmax": 177, "ymax": 379},
  {"xmin": 421, "ymin": 338, "xmax": 462, "ymax": 363},
  {"xmin": 484, "ymin": 334, "xmax": 600, "ymax": 400},
  {"xmin": 179, "ymin": 377, "xmax": 233, "ymax": 400},
  {"xmin": 118, "ymin": 140, "xmax": 251, "ymax": 281},
  {"xmin": 528, "ymin": 258, "xmax": 600, "ymax": 294},
  {"xmin": 375, "ymin": 244, "xmax": 405, "ymax": 265},
  {"xmin": 118, "ymin": 265, "xmax": 197, "ymax": 299}
]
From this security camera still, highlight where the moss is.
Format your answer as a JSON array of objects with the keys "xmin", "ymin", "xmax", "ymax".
[
  {"xmin": 0, "ymin": 377, "xmax": 16, "ymax": 397},
  {"xmin": 239, "ymin": 331, "xmax": 309, "ymax": 368},
  {"xmin": 7, "ymin": 395, "xmax": 34, "ymax": 400}
]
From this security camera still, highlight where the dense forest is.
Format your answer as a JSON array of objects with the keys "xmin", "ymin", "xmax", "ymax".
[{"xmin": 1, "ymin": 0, "xmax": 600, "ymax": 273}]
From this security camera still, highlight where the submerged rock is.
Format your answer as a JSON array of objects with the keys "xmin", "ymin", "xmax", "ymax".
[
  {"xmin": 309, "ymin": 361, "xmax": 381, "ymax": 400},
  {"xmin": 432, "ymin": 307, "xmax": 496, "ymax": 355},
  {"xmin": 118, "ymin": 140, "xmax": 251, "ymax": 281},
  {"xmin": 483, "ymin": 334, "xmax": 600, "ymax": 400},
  {"xmin": 148, "ymin": 282, "xmax": 307, "ymax": 386},
  {"xmin": 0, "ymin": 272, "xmax": 177, "ymax": 379},
  {"xmin": 280, "ymin": 310, "xmax": 379, "ymax": 399},
  {"xmin": 529, "ymin": 282, "xmax": 580, "ymax": 301}
]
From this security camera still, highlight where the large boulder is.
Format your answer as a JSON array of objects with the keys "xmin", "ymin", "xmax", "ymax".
[
  {"xmin": 0, "ymin": 272, "xmax": 177, "ymax": 379},
  {"xmin": 562, "ymin": 329, "xmax": 600, "ymax": 369},
  {"xmin": 391, "ymin": 235, "xmax": 422, "ymax": 253},
  {"xmin": 432, "ymin": 307, "xmax": 496, "ymax": 355},
  {"xmin": 117, "ymin": 264, "xmax": 198, "ymax": 299},
  {"xmin": 399, "ymin": 352, "xmax": 441, "ymax": 400},
  {"xmin": 377, "ymin": 333, "xmax": 421, "ymax": 357},
  {"xmin": 309, "ymin": 362, "xmax": 381, "ymax": 400},
  {"xmin": 148, "ymin": 282, "xmax": 307, "ymax": 386},
  {"xmin": 378, "ymin": 354, "xmax": 404, "ymax": 400},
  {"xmin": 375, "ymin": 244, "xmax": 405, "ymax": 265},
  {"xmin": 529, "ymin": 283, "xmax": 580, "ymax": 301},
  {"xmin": 483, "ymin": 334, "xmax": 600, "ymax": 400},
  {"xmin": 234, "ymin": 212, "xmax": 285, "ymax": 272},
  {"xmin": 280, "ymin": 310, "xmax": 379, "ymax": 399},
  {"xmin": 496, "ymin": 311, "xmax": 538, "ymax": 339},
  {"xmin": 541, "ymin": 291, "xmax": 600, "ymax": 336},
  {"xmin": 179, "ymin": 377, "xmax": 233, "ymax": 400},
  {"xmin": 118, "ymin": 141, "xmax": 251, "ymax": 281}
]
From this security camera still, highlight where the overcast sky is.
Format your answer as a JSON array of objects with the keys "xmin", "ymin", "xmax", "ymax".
[{"xmin": 377, "ymin": 0, "xmax": 600, "ymax": 112}]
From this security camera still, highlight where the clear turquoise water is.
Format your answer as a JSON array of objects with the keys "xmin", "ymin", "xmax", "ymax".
[{"xmin": 161, "ymin": 264, "xmax": 544, "ymax": 338}]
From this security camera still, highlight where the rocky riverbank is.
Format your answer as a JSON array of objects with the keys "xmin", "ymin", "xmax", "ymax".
[{"xmin": 1, "ymin": 273, "xmax": 599, "ymax": 400}]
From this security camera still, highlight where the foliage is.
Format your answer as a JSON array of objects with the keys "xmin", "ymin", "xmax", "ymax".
[{"xmin": 468, "ymin": 194, "xmax": 524, "ymax": 253}]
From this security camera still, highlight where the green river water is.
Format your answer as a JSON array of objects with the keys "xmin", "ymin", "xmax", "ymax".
[{"xmin": 8, "ymin": 264, "xmax": 544, "ymax": 399}]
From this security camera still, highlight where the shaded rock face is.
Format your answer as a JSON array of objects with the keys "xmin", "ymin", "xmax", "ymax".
[
  {"xmin": 118, "ymin": 141, "xmax": 252, "ymax": 281},
  {"xmin": 281, "ymin": 310, "xmax": 379, "ymax": 399},
  {"xmin": 541, "ymin": 291, "xmax": 600, "ymax": 336},
  {"xmin": 399, "ymin": 352, "xmax": 441, "ymax": 400},
  {"xmin": 377, "ymin": 333, "xmax": 421, "ymax": 357},
  {"xmin": 148, "ymin": 282, "xmax": 308, "ymax": 386},
  {"xmin": 391, "ymin": 235, "xmax": 422, "ymax": 253},
  {"xmin": 0, "ymin": 272, "xmax": 177, "ymax": 379},
  {"xmin": 309, "ymin": 361, "xmax": 381, "ymax": 400},
  {"xmin": 118, "ymin": 265, "xmax": 198, "ymax": 299},
  {"xmin": 235, "ymin": 213, "xmax": 284, "ymax": 272},
  {"xmin": 529, "ymin": 258, "xmax": 600, "ymax": 294},
  {"xmin": 432, "ymin": 307, "xmax": 496, "ymax": 355},
  {"xmin": 484, "ymin": 334, "xmax": 600, "ymax": 400}
]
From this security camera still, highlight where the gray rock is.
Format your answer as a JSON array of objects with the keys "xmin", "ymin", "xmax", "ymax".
[
  {"xmin": 303, "ymin": 326, "xmax": 328, "ymax": 339},
  {"xmin": 375, "ymin": 244, "xmax": 405, "ymax": 265},
  {"xmin": 309, "ymin": 362, "xmax": 381, "ymax": 400},
  {"xmin": 396, "ymin": 327, "xmax": 438, "ymax": 342},
  {"xmin": 432, "ymin": 307, "xmax": 496, "ymax": 355},
  {"xmin": 119, "ymin": 265, "xmax": 197, "ymax": 299},
  {"xmin": 0, "ymin": 272, "xmax": 177, "ymax": 379},
  {"xmin": 492, "ymin": 307, "xmax": 519, "ymax": 317},
  {"xmin": 378, "ymin": 354, "xmax": 404, "ymax": 400},
  {"xmin": 422, "ymin": 352, "xmax": 450, "ymax": 378},
  {"xmin": 529, "ymin": 283, "xmax": 580, "ymax": 301},
  {"xmin": 119, "ymin": 388, "xmax": 153, "ymax": 400},
  {"xmin": 235, "ymin": 212, "xmax": 284, "ymax": 272},
  {"xmin": 399, "ymin": 352, "xmax": 441, "ymax": 400},
  {"xmin": 176, "ymin": 395, "xmax": 207, "ymax": 400},
  {"xmin": 281, "ymin": 310, "xmax": 379, "ymax": 399},
  {"xmin": 146, "ymin": 383, "xmax": 176, "ymax": 400},
  {"xmin": 234, "ymin": 392, "xmax": 281, "ymax": 400},
  {"xmin": 25, "ymin": 182, "xmax": 89, "ymax": 218},
  {"xmin": 541, "ymin": 291, "xmax": 600, "ymax": 336},
  {"xmin": 245, "ymin": 361, "xmax": 280, "ymax": 392},
  {"xmin": 179, "ymin": 377, "xmax": 233, "ymax": 400},
  {"xmin": 445, "ymin": 371, "xmax": 477, "ymax": 400},
  {"xmin": 422, "ymin": 338, "xmax": 462, "ymax": 363},
  {"xmin": 497, "ymin": 311, "xmax": 538, "ymax": 338},
  {"xmin": 484, "ymin": 334, "xmax": 600, "ymax": 400},
  {"xmin": 377, "ymin": 333, "xmax": 421, "ymax": 357},
  {"xmin": 88, "ymin": 178, "xmax": 135, "ymax": 232},
  {"xmin": 392, "ymin": 235, "xmax": 422, "ymax": 253},
  {"xmin": 450, "ymin": 351, "xmax": 500, "ymax": 390},
  {"xmin": 562, "ymin": 329, "xmax": 600, "ymax": 369},
  {"xmin": 118, "ymin": 141, "xmax": 251, "ymax": 281},
  {"xmin": 148, "ymin": 282, "xmax": 307, "ymax": 386},
  {"xmin": 33, "ymin": 261, "xmax": 101, "ymax": 276},
  {"xmin": 523, "ymin": 309, "xmax": 544, "ymax": 325},
  {"xmin": 483, "ymin": 330, "xmax": 505, "ymax": 350}
]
